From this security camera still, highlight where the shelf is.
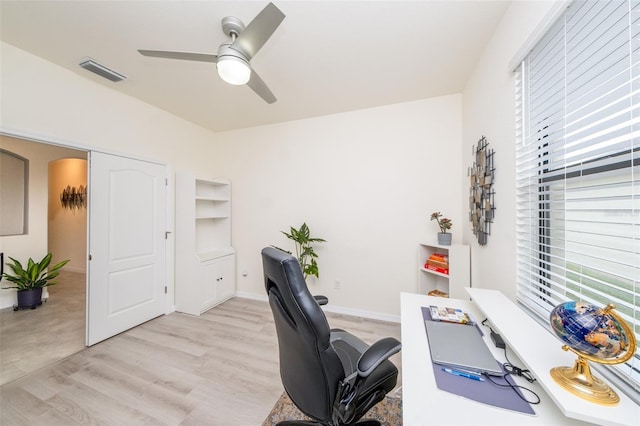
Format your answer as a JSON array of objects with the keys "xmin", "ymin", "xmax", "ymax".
[
  {"xmin": 417, "ymin": 242, "xmax": 469, "ymax": 299},
  {"xmin": 196, "ymin": 178, "xmax": 228, "ymax": 185},
  {"xmin": 419, "ymin": 267, "xmax": 450, "ymax": 278},
  {"xmin": 196, "ymin": 248, "xmax": 235, "ymax": 262},
  {"xmin": 195, "ymin": 178, "xmax": 230, "ymax": 200},
  {"xmin": 176, "ymin": 172, "xmax": 235, "ymax": 316},
  {"xmin": 195, "ymin": 215, "xmax": 229, "ymax": 220},
  {"xmin": 195, "ymin": 196, "xmax": 229, "ymax": 201},
  {"xmin": 195, "ymin": 198, "xmax": 230, "ymax": 218},
  {"xmin": 422, "ymin": 241, "xmax": 457, "ymax": 250}
]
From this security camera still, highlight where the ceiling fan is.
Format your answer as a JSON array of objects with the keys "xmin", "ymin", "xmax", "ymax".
[{"xmin": 138, "ymin": 2, "xmax": 285, "ymax": 104}]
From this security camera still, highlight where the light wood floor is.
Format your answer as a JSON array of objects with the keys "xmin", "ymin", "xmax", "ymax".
[
  {"xmin": 0, "ymin": 270, "xmax": 86, "ymax": 386},
  {"xmin": 0, "ymin": 297, "xmax": 402, "ymax": 425}
]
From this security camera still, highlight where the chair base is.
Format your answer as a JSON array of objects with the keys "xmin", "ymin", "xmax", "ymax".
[
  {"xmin": 276, "ymin": 420, "xmax": 381, "ymax": 426},
  {"xmin": 276, "ymin": 422, "xmax": 318, "ymax": 426}
]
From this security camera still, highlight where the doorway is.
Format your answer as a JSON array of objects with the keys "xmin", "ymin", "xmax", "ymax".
[
  {"xmin": 0, "ymin": 135, "xmax": 87, "ymax": 385},
  {"xmin": 0, "ymin": 134, "xmax": 169, "ymax": 384}
]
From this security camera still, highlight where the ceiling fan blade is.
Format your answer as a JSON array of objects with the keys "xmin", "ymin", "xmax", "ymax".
[
  {"xmin": 231, "ymin": 2, "xmax": 285, "ymax": 60},
  {"xmin": 247, "ymin": 69, "xmax": 277, "ymax": 104},
  {"xmin": 138, "ymin": 50, "xmax": 218, "ymax": 63}
]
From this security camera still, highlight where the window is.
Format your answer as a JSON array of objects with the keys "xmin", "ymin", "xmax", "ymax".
[{"xmin": 515, "ymin": 0, "xmax": 639, "ymax": 394}]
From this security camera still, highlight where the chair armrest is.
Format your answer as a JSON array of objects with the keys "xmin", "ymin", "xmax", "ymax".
[
  {"xmin": 313, "ymin": 295, "xmax": 329, "ymax": 306},
  {"xmin": 357, "ymin": 337, "xmax": 401, "ymax": 377},
  {"xmin": 333, "ymin": 337, "xmax": 401, "ymax": 424}
]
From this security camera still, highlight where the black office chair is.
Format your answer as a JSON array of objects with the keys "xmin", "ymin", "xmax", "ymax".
[{"xmin": 262, "ymin": 247, "xmax": 401, "ymax": 426}]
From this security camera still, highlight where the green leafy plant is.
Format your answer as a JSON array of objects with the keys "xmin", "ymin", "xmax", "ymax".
[
  {"xmin": 430, "ymin": 212, "xmax": 452, "ymax": 233},
  {"xmin": 1, "ymin": 253, "xmax": 69, "ymax": 291},
  {"xmin": 274, "ymin": 222, "xmax": 326, "ymax": 279}
]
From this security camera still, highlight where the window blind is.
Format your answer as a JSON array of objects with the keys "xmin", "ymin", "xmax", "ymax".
[{"xmin": 515, "ymin": 0, "xmax": 639, "ymax": 392}]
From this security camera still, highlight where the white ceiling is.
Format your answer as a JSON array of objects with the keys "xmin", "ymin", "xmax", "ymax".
[{"xmin": 0, "ymin": 1, "xmax": 510, "ymax": 133}]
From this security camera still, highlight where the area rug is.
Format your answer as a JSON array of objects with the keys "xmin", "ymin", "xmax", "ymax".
[{"xmin": 262, "ymin": 392, "xmax": 402, "ymax": 426}]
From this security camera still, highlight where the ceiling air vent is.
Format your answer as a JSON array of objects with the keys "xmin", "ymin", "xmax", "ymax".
[{"xmin": 78, "ymin": 58, "xmax": 126, "ymax": 82}]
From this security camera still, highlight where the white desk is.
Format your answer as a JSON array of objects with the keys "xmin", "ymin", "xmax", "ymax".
[
  {"xmin": 466, "ymin": 288, "xmax": 639, "ymax": 426},
  {"xmin": 400, "ymin": 292, "xmax": 638, "ymax": 425}
]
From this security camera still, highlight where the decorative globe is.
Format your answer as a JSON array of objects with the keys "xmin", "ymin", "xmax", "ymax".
[
  {"xmin": 548, "ymin": 301, "xmax": 636, "ymax": 405},
  {"xmin": 550, "ymin": 301, "xmax": 629, "ymax": 360}
]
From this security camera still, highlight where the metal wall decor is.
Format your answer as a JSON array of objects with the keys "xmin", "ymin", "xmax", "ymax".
[
  {"xmin": 60, "ymin": 185, "xmax": 87, "ymax": 210},
  {"xmin": 468, "ymin": 136, "xmax": 495, "ymax": 245}
]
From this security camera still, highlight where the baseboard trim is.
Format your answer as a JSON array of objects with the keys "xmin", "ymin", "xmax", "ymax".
[{"xmin": 235, "ymin": 292, "xmax": 400, "ymax": 324}]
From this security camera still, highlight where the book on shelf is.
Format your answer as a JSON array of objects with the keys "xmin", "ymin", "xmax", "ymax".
[
  {"xmin": 425, "ymin": 264, "xmax": 449, "ymax": 275},
  {"xmin": 427, "ymin": 289, "xmax": 448, "ymax": 298},
  {"xmin": 426, "ymin": 259, "xmax": 449, "ymax": 269},
  {"xmin": 429, "ymin": 253, "xmax": 449, "ymax": 263},
  {"xmin": 429, "ymin": 305, "xmax": 475, "ymax": 324},
  {"xmin": 425, "ymin": 253, "xmax": 449, "ymax": 271}
]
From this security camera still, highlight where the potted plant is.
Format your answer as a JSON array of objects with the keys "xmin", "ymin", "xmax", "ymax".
[
  {"xmin": 274, "ymin": 222, "xmax": 326, "ymax": 280},
  {"xmin": 1, "ymin": 253, "xmax": 69, "ymax": 310},
  {"xmin": 430, "ymin": 212, "xmax": 452, "ymax": 245}
]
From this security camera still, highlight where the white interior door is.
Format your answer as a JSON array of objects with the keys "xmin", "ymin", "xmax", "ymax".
[{"xmin": 87, "ymin": 151, "xmax": 167, "ymax": 345}]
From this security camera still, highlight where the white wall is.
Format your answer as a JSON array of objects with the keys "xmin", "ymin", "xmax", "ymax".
[
  {"xmin": 1, "ymin": 41, "xmax": 462, "ymax": 319},
  {"xmin": 216, "ymin": 95, "xmax": 463, "ymax": 318},
  {"xmin": 0, "ymin": 42, "xmax": 219, "ymax": 171},
  {"xmin": 461, "ymin": 1, "xmax": 559, "ymax": 301},
  {"xmin": 48, "ymin": 158, "xmax": 87, "ymax": 274},
  {"xmin": 1, "ymin": 0, "xmax": 560, "ymax": 317},
  {"xmin": 0, "ymin": 42, "xmax": 222, "ymax": 310}
]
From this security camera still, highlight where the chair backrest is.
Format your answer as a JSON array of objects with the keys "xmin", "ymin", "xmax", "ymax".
[{"xmin": 262, "ymin": 247, "xmax": 344, "ymax": 422}]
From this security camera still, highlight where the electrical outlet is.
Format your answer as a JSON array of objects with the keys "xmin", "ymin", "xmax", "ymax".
[{"xmin": 334, "ymin": 280, "xmax": 341, "ymax": 290}]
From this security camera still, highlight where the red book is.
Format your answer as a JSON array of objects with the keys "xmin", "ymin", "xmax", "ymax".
[{"xmin": 426, "ymin": 264, "xmax": 449, "ymax": 275}]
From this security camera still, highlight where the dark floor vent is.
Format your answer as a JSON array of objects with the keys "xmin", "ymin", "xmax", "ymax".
[{"xmin": 79, "ymin": 58, "xmax": 126, "ymax": 82}]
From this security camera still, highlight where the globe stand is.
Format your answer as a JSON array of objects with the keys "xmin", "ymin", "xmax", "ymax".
[
  {"xmin": 549, "ymin": 303, "xmax": 636, "ymax": 407},
  {"xmin": 550, "ymin": 350, "xmax": 619, "ymax": 405}
]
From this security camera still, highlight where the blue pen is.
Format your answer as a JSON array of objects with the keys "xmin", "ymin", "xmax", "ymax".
[{"xmin": 442, "ymin": 368, "xmax": 484, "ymax": 381}]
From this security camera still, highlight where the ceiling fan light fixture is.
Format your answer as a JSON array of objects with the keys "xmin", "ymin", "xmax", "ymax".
[
  {"xmin": 137, "ymin": 2, "xmax": 285, "ymax": 102},
  {"xmin": 217, "ymin": 55, "xmax": 251, "ymax": 86}
]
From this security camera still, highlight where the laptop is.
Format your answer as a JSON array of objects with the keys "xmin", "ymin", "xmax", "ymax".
[{"xmin": 424, "ymin": 320, "xmax": 503, "ymax": 376}]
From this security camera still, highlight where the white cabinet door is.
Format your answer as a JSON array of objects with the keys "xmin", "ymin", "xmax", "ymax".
[
  {"xmin": 200, "ymin": 254, "xmax": 235, "ymax": 313},
  {"xmin": 202, "ymin": 260, "xmax": 218, "ymax": 310},
  {"xmin": 216, "ymin": 254, "xmax": 236, "ymax": 302}
]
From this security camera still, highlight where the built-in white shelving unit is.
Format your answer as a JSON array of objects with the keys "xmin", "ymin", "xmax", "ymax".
[
  {"xmin": 176, "ymin": 172, "xmax": 235, "ymax": 315},
  {"xmin": 417, "ymin": 242, "xmax": 470, "ymax": 299}
]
